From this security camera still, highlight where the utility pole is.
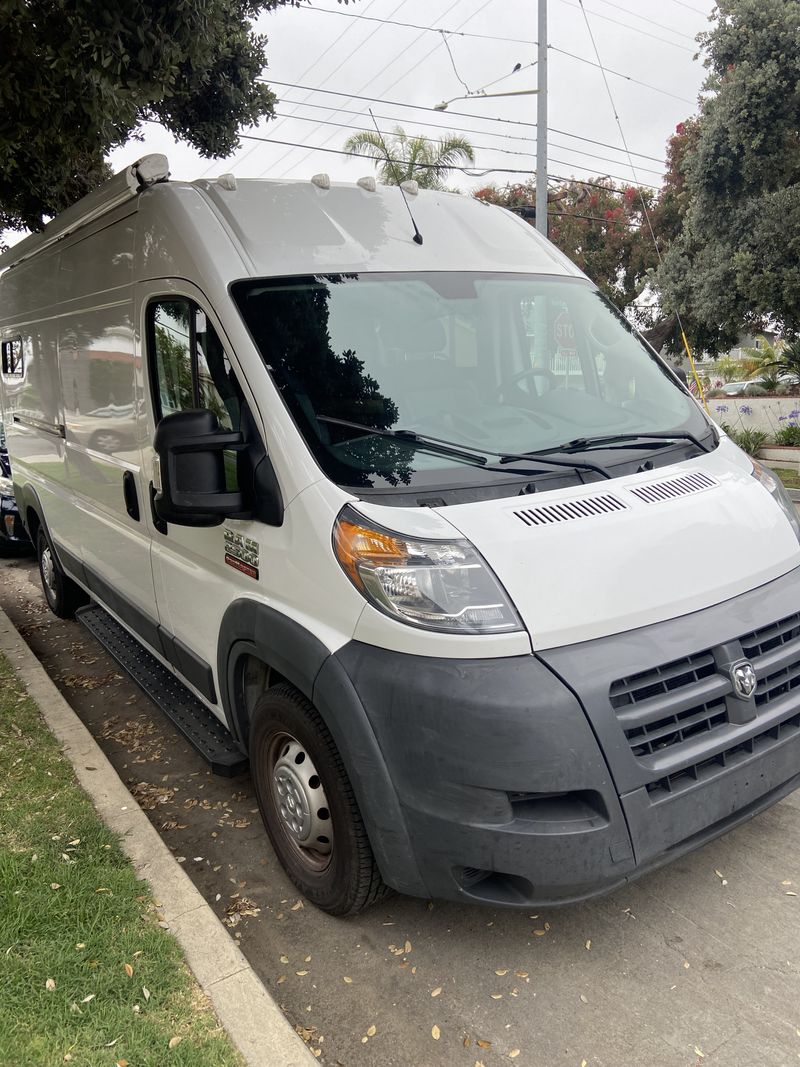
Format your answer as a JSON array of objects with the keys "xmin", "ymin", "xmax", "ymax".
[{"xmin": 535, "ymin": 0, "xmax": 548, "ymax": 237}]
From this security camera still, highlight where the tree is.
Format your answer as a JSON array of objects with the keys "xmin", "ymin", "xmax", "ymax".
[
  {"xmin": 343, "ymin": 127, "xmax": 475, "ymax": 190},
  {"xmin": 474, "ymin": 178, "xmax": 658, "ymax": 315},
  {"xmin": 0, "ymin": 0, "xmax": 349, "ymax": 236},
  {"xmin": 656, "ymin": 0, "xmax": 800, "ymax": 354}
]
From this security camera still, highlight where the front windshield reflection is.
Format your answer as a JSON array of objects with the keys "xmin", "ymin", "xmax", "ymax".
[{"xmin": 233, "ymin": 272, "xmax": 707, "ymax": 491}]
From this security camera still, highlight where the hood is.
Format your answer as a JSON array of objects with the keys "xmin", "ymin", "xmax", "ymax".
[{"xmin": 430, "ymin": 439, "xmax": 800, "ymax": 650}]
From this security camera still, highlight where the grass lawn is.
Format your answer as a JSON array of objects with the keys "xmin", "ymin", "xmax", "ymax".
[
  {"xmin": 0, "ymin": 654, "xmax": 244, "ymax": 1067},
  {"xmin": 772, "ymin": 466, "xmax": 800, "ymax": 490}
]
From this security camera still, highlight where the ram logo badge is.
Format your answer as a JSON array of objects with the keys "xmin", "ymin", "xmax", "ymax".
[
  {"xmin": 731, "ymin": 661, "xmax": 757, "ymax": 700},
  {"xmin": 224, "ymin": 529, "xmax": 259, "ymax": 580}
]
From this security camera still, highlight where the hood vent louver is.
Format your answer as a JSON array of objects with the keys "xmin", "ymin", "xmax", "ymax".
[
  {"xmin": 628, "ymin": 470, "xmax": 717, "ymax": 504},
  {"xmin": 513, "ymin": 494, "xmax": 628, "ymax": 527}
]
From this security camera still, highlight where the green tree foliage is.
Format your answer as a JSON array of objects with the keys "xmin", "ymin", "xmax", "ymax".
[
  {"xmin": 656, "ymin": 0, "xmax": 800, "ymax": 354},
  {"xmin": 0, "ymin": 0, "xmax": 349, "ymax": 235},
  {"xmin": 343, "ymin": 127, "xmax": 475, "ymax": 190},
  {"xmin": 473, "ymin": 178, "xmax": 657, "ymax": 314}
]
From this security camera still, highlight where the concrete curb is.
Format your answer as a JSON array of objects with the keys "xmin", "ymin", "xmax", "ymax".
[{"xmin": 0, "ymin": 606, "xmax": 312, "ymax": 1067}]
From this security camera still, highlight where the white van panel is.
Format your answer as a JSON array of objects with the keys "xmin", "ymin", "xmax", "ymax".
[{"xmin": 440, "ymin": 439, "xmax": 800, "ymax": 650}]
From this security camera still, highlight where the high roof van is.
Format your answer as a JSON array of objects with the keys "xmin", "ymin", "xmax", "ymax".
[{"xmin": 2, "ymin": 155, "xmax": 800, "ymax": 914}]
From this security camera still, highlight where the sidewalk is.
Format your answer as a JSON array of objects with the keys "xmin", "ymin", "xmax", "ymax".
[{"xmin": 0, "ymin": 606, "xmax": 310, "ymax": 1067}]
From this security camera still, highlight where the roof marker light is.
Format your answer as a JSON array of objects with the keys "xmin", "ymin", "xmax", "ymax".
[
  {"xmin": 357, "ymin": 176, "xmax": 377, "ymax": 192},
  {"xmin": 217, "ymin": 173, "xmax": 237, "ymax": 191},
  {"xmin": 400, "ymin": 180, "xmax": 419, "ymax": 196},
  {"xmin": 311, "ymin": 173, "xmax": 331, "ymax": 190}
]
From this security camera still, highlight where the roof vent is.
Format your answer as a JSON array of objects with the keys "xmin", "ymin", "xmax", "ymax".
[
  {"xmin": 216, "ymin": 173, "xmax": 237, "ymax": 191},
  {"xmin": 357, "ymin": 176, "xmax": 377, "ymax": 192},
  {"xmin": 513, "ymin": 493, "xmax": 628, "ymax": 527},
  {"xmin": 400, "ymin": 179, "xmax": 419, "ymax": 196},
  {"xmin": 628, "ymin": 470, "xmax": 717, "ymax": 505},
  {"xmin": 311, "ymin": 173, "xmax": 331, "ymax": 190}
]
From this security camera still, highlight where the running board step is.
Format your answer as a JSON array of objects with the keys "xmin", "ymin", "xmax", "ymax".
[{"xmin": 76, "ymin": 604, "xmax": 248, "ymax": 777}]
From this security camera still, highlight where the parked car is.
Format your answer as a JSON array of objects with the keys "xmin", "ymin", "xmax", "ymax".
[
  {"xmin": 0, "ymin": 420, "xmax": 31, "ymax": 553},
  {"xmin": 3, "ymin": 155, "xmax": 800, "ymax": 914}
]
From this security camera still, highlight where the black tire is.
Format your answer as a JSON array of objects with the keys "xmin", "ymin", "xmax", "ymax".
[
  {"xmin": 36, "ymin": 526, "xmax": 88, "ymax": 619},
  {"xmin": 250, "ymin": 683, "xmax": 387, "ymax": 916}
]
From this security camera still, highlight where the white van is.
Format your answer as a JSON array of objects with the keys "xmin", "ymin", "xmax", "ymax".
[{"xmin": 2, "ymin": 155, "xmax": 800, "ymax": 915}]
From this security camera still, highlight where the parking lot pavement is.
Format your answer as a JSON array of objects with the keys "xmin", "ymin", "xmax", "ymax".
[{"xmin": 3, "ymin": 555, "xmax": 800, "ymax": 1067}]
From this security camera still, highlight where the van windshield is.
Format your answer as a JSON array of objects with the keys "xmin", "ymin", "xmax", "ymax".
[{"xmin": 232, "ymin": 272, "xmax": 711, "ymax": 491}]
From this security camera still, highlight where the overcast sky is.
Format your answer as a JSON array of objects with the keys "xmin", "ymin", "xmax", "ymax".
[
  {"xmin": 5, "ymin": 0, "xmax": 717, "ymax": 247},
  {"xmin": 109, "ymin": 0, "xmax": 716, "ymax": 190}
]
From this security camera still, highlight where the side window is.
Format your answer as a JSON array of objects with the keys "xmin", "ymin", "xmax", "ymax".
[
  {"xmin": 149, "ymin": 300, "xmax": 241, "ymax": 432},
  {"xmin": 1, "ymin": 337, "xmax": 24, "ymax": 379}
]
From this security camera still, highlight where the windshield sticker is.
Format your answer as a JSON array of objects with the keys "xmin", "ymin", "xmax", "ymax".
[{"xmin": 224, "ymin": 530, "xmax": 259, "ymax": 580}]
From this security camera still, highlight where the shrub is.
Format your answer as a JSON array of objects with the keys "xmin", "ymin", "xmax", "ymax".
[
  {"xmin": 722, "ymin": 425, "xmax": 769, "ymax": 455},
  {"xmin": 744, "ymin": 383, "xmax": 767, "ymax": 396},
  {"xmin": 706, "ymin": 388, "xmax": 726, "ymax": 398},
  {"xmin": 775, "ymin": 425, "xmax": 800, "ymax": 446}
]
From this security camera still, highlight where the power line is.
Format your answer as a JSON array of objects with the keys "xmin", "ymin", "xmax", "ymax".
[
  {"xmin": 237, "ymin": 132, "xmax": 661, "ymax": 188},
  {"xmin": 265, "ymin": 0, "xmax": 482, "ymax": 179},
  {"xmin": 294, "ymin": 6, "xmax": 696, "ymax": 105},
  {"xmin": 265, "ymin": 80, "xmax": 668, "ymax": 164},
  {"xmin": 590, "ymin": 0, "xmax": 697, "ymax": 41},
  {"xmin": 558, "ymin": 0, "xmax": 696, "ymax": 52},
  {"xmin": 270, "ymin": 109, "xmax": 666, "ymax": 176},
  {"xmin": 665, "ymin": 0, "xmax": 708, "ymax": 15},
  {"xmin": 276, "ymin": 95, "xmax": 665, "ymax": 168}
]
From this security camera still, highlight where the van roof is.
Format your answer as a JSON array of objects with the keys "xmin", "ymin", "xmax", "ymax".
[{"xmin": 0, "ymin": 155, "xmax": 584, "ymax": 282}]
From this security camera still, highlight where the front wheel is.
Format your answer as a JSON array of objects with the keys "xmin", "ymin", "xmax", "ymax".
[
  {"xmin": 250, "ymin": 683, "xmax": 386, "ymax": 916},
  {"xmin": 37, "ymin": 527, "xmax": 87, "ymax": 618}
]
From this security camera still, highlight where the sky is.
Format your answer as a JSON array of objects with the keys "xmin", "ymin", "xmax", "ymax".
[{"xmin": 5, "ymin": 0, "xmax": 717, "ymax": 246}]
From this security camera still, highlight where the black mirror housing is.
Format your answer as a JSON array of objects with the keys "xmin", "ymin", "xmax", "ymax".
[{"xmin": 153, "ymin": 410, "xmax": 246, "ymax": 527}]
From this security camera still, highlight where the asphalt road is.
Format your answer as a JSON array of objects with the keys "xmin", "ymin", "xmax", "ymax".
[{"xmin": 3, "ymin": 553, "xmax": 800, "ymax": 1067}]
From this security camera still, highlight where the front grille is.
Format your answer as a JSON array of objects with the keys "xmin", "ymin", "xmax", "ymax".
[
  {"xmin": 611, "ymin": 610, "xmax": 800, "ymax": 763},
  {"xmin": 646, "ymin": 709, "xmax": 800, "ymax": 799}
]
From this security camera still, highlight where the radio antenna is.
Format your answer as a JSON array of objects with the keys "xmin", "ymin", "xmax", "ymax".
[{"xmin": 368, "ymin": 109, "xmax": 423, "ymax": 245}]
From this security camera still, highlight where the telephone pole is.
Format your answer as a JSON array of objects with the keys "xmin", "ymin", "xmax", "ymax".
[{"xmin": 535, "ymin": 0, "xmax": 548, "ymax": 236}]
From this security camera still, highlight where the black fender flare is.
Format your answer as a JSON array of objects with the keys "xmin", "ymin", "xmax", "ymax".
[{"xmin": 217, "ymin": 599, "xmax": 426, "ymax": 896}]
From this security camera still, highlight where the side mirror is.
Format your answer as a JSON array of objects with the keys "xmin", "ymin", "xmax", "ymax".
[{"xmin": 153, "ymin": 410, "xmax": 246, "ymax": 527}]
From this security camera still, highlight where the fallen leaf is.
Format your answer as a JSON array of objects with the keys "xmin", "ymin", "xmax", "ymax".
[
  {"xmin": 75, "ymin": 944, "xmax": 85, "ymax": 951},
  {"xmin": 45, "ymin": 978, "xmax": 56, "ymax": 991},
  {"xmin": 432, "ymin": 1025, "xmax": 441, "ymax": 1040},
  {"xmin": 291, "ymin": 900, "xmax": 304, "ymax": 911},
  {"xmin": 782, "ymin": 880, "xmax": 793, "ymax": 886},
  {"xmin": 495, "ymin": 968, "xmax": 509, "ymax": 976},
  {"xmin": 50, "ymin": 883, "xmax": 60, "ymax": 890},
  {"xmin": 116, "ymin": 1061, "xmax": 128, "ymax": 1067},
  {"xmin": 585, "ymin": 940, "xmax": 592, "ymax": 950},
  {"xmin": 694, "ymin": 1047, "xmax": 705, "ymax": 1059},
  {"xmin": 533, "ymin": 929, "xmax": 547, "ymax": 937},
  {"xmin": 367, "ymin": 1025, "xmax": 377, "ymax": 1037},
  {"xmin": 787, "ymin": 892, "xmax": 798, "ymax": 897},
  {"xmin": 509, "ymin": 1052, "xmax": 521, "ymax": 1060},
  {"xmin": 343, "ymin": 976, "xmax": 353, "ymax": 984},
  {"xmin": 142, "ymin": 987, "xmax": 150, "ymax": 1002},
  {"xmin": 580, "ymin": 994, "xmax": 588, "ymax": 1004},
  {"xmin": 296, "ymin": 970, "xmax": 309, "ymax": 977},
  {"xmin": 404, "ymin": 940, "xmax": 412, "ymax": 954},
  {"xmin": 168, "ymin": 1036, "xmax": 182, "ymax": 1049},
  {"xmin": 477, "ymin": 1039, "xmax": 492, "ymax": 1049},
  {"xmin": 304, "ymin": 955, "xmax": 312, "ymax": 963},
  {"xmin": 124, "ymin": 964, "xmax": 134, "ymax": 978},
  {"xmin": 280, "ymin": 955, "xmax": 289, "ymax": 964},
  {"xmin": 277, "ymin": 975, "xmax": 286, "ymax": 985},
  {"xmin": 581, "ymin": 1060, "xmax": 588, "ymax": 1067},
  {"xmin": 431, "ymin": 987, "xmax": 442, "ymax": 997},
  {"xmin": 515, "ymin": 970, "xmax": 529, "ymax": 978},
  {"xmin": 490, "ymin": 993, "xmax": 503, "ymax": 1000},
  {"xmin": 81, "ymin": 994, "xmax": 95, "ymax": 1003}
]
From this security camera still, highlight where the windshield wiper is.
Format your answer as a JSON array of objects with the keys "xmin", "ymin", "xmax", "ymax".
[
  {"xmin": 536, "ymin": 430, "xmax": 713, "ymax": 455},
  {"xmin": 318, "ymin": 415, "xmax": 611, "ymax": 479}
]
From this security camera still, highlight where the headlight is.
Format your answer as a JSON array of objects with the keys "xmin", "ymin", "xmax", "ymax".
[
  {"xmin": 333, "ymin": 505, "xmax": 522, "ymax": 634},
  {"xmin": 751, "ymin": 460, "xmax": 800, "ymax": 543}
]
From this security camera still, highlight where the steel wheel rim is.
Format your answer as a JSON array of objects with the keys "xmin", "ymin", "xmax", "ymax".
[
  {"xmin": 40, "ymin": 545, "xmax": 56, "ymax": 597},
  {"xmin": 267, "ymin": 732, "xmax": 333, "ymax": 873}
]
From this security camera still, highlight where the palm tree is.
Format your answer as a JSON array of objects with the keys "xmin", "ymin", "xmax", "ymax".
[{"xmin": 343, "ymin": 127, "xmax": 475, "ymax": 190}]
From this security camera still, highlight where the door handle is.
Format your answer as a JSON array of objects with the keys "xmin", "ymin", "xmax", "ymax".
[
  {"xmin": 122, "ymin": 471, "xmax": 140, "ymax": 521},
  {"xmin": 149, "ymin": 482, "xmax": 168, "ymax": 536}
]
